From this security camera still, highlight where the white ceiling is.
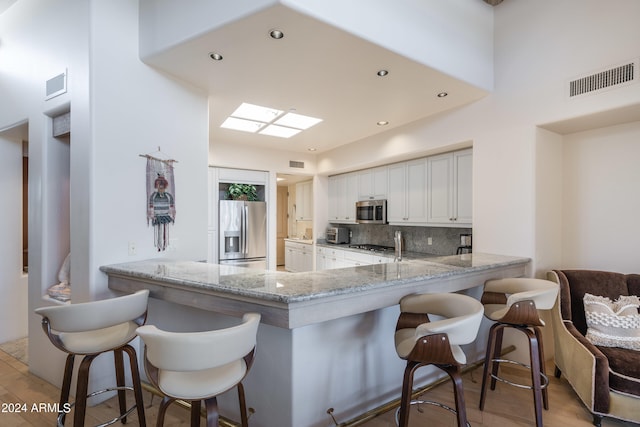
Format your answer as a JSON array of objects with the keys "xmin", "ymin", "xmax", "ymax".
[
  {"xmin": 144, "ymin": 4, "xmax": 488, "ymax": 154},
  {"xmin": 0, "ymin": 0, "xmax": 17, "ymax": 15}
]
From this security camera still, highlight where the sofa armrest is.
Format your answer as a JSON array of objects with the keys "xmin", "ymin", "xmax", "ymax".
[{"xmin": 552, "ymin": 304, "xmax": 611, "ymax": 413}]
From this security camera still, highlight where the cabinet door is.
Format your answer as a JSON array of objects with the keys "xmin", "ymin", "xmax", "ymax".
[
  {"xmin": 427, "ymin": 153, "xmax": 454, "ymax": 223},
  {"xmin": 295, "ymin": 181, "xmax": 313, "ymax": 221},
  {"xmin": 387, "ymin": 163, "xmax": 407, "ymax": 222},
  {"xmin": 334, "ymin": 173, "xmax": 358, "ymax": 223},
  {"xmin": 454, "ymin": 149, "xmax": 472, "ymax": 224},
  {"xmin": 406, "ymin": 159, "xmax": 428, "ymax": 223},
  {"xmin": 357, "ymin": 170, "xmax": 373, "ymax": 201},
  {"xmin": 328, "ymin": 176, "xmax": 339, "ymax": 221},
  {"xmin": 358, "ymin": 166, "xmax": 388, "ymax": 200},
  {"xmin": 372, "ymin": 166, "xmax": 388, "ymax": 200}
]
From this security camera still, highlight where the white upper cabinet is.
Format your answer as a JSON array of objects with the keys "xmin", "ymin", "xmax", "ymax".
[
  {"xmin": 329, "ymin": 148, "xmax": 472, "ymax": 227},
  {"xmin": 387, "ymin": 158, "xmax": 428, "ymax": 224},
  {"xmin": 426, "ymin": 149, "xmax": 472, "ymax": 226},
  {"xmin": 295, "ymin": 180, "xmax": 313, "ymax": 221},
  {"xmin": 328, "ymin": 173, "xmax": 358, "ymax": 223},
  {"xmin": 358, "ymin": 166, "xmax": 388, "ymax": 200}
]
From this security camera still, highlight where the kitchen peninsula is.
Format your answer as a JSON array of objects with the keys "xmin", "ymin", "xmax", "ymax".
[{"xmin": 102, "ymin": 253, "xmax": 528, "ymax": 427}]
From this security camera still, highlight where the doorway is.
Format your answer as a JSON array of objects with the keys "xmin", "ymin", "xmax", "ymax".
[
  {"xmin": 275, "ymin": 173, "xmax": 314, "ymax": 268},
  {"xmin": 0, "ymin": 120, "xmax": 29, "ymax": 350}
]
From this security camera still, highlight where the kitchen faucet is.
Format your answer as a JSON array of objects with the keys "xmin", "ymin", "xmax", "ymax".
[{"xmin": 394, "ymin": 230, "xmax": 403, "ymax": 262}]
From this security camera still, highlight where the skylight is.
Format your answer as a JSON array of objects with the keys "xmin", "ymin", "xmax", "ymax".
[{"xmin": 221, "ymin": 102, "xmax": 322, "ymax": 138}]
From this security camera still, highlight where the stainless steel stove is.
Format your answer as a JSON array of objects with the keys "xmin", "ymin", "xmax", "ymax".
[{"xmin": 348, "ymin": 244, "xmax": 395, "ymax": 253}]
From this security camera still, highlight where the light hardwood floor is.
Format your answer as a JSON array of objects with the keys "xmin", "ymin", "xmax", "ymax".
[{"xmin": 0, "ymin": 347, "xmax": 636, "ymax": 427}]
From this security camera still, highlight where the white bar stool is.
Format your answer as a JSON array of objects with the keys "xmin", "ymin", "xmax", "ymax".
[
  {"xmin": 395, "ymin": 292, "xmax": 484, "ymax": 427},
  {"xmin": 35, "ymin": 289, "xmax": 149, "ymax": 427},
  {"xmin": 136, "ymin": 312, "xmax": 260, "ymax": 427},
  {"xmin": 478, "ymin": 278, "xmax": 559, "ymax": 427}
]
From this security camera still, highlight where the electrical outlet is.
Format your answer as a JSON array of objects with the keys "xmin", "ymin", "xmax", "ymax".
[
  {"xmin": 427, "ymin": 237, "xmax": 433, "ymax": 245},
  {"xmin": 128, "ymin": 241, "xmax": 137, "ymax": 256}
]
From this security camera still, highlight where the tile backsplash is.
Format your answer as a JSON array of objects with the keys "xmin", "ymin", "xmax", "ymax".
[{"xmin": 332, "ymin": 223, "xmax": 472, "ymax": 256}]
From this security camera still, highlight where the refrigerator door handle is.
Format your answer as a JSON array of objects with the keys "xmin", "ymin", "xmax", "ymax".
[{"xmin": 243, "ymin": 204, "xmax": 249, "ymax": 257}]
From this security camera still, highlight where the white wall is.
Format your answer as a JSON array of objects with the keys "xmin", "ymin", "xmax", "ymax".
[
  {"xmin": 1, "ymin": 0, "xmax": 209, "ymax": 387},
  {"xmin": 316, "ymin": 0, "xmax": 640, "ymax": 276},
  {"xmin": 561, "ymin": 121, "xmax": 640, "ymax": 273}
]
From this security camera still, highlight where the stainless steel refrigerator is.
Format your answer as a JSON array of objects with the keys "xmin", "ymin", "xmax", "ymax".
[{"xmin": 219, "ymin": 200, "xmax": 267, "ymax": 269}]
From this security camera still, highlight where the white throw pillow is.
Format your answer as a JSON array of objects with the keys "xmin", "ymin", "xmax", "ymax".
[{"xmin": 583, "ymin": 293, "xmax": 640, "ymax": 351}]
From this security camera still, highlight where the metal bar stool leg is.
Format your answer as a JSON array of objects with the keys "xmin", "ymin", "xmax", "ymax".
[{"xmin": 190, "ymin": 400, "xmax": 201, "ymax": 427}]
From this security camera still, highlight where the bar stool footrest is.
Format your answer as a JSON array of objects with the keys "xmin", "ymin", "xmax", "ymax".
[
  {"xmin": 489, "ymin": 358, "xmax": 549, "ymax": 390},
  {"xmin": 395, "ymin": 400, "xmax": 471, "ymax": 427},
  {"xmin": 57, "ymin": 386, "xmax": 138, "ymax": 427}
]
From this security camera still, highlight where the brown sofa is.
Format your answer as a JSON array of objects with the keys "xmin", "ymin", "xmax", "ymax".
[{"xmin": 547, "ymin": 270, "xmax": 640, "ymax": 426}]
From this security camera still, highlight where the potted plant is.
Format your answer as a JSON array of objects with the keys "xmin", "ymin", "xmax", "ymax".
[{"xmin": 227, "ymin": 183, "xmax": 258, "ymax": 201}]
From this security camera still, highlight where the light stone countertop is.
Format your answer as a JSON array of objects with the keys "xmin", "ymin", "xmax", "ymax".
[{"xmin": 100, "ymin": 253, "xmax": 528, "ymax": 305}]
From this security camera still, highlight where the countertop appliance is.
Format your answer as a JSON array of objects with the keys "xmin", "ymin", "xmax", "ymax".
[
  {"xmin": 356, "ymin": 199, "xmax": 387, "ymax": 224},
  {"xmin": 456, "ymin": 233, "xmax": 472, "ymax": 254},
  {"xmin": 326, "ymin": 227, "xmax": 349, "ymax": 244},
  {"xmin": 219, "ymin": 200, "xmax": 267, "ymax": 269}
]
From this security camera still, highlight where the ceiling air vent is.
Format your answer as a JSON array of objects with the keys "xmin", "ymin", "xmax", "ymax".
[
  {"xmin": 289, "ymin": 160, "xmax": 305, "ymax": 169},
  {"xmin": 569, "ymin": 60, "xmax": 638, "ymax": 98}
]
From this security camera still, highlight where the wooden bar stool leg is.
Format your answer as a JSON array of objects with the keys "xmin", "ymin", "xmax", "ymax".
[
  {"xmin": 479, "ymin": 322, "xmax": 499, "ymax": 410},
  {"xmin": 443, "ymin": 365, "xmax": 469, "ymax": 427},
  {"xmin": 73, "ymin": 355, "xmax": 97, "ymax": 427},
  {"xmin": 533, "ymin": 326, "xmax": 549, "ymax": 410},
  {"xmin": 237, "ymin": 382, "xmax": 248, "ymax": 427},
  {"xmin": 204, "ymin": 397, "xmax": 220, "ymax": 427},
  {"xmin": 398, "ymin": 361, "xmax": 419, "ymax": 427},
  {"xmin": 190, "ymin": 400, "xmax": 201, "ymax": 427},
  {"xmin": 114, "ymin": 348, "xmax": 128, "ymax": 423},
  {"xmin": 58, "ymin": 354, "xmax": 75, "ymax": 425},
  {"xmin": 157, "ymin": 396, "xmax": 173, "ymax": 427},
  {"xmin": 490, "ymin": 325, "xmax": 505, "ymax": 391},
  {"xmin": 124, "ymin": 344, "xmax": 147, "ymax": 426},
  {"xmin": 525, "ymin": 328, "xmax": 544, "ymax": 427}
]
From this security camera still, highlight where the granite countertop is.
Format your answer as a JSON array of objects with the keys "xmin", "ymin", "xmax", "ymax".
[{"xmin": 100, "ymin": 253, "xmax": 529, "ymax": 305}]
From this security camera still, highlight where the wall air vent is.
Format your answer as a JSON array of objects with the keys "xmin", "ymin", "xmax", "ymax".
[
  {"xmin": 569, "ymin": 60, "xmax": 638, "ymax": 98},
  {"xmin": 289, "ymin": 161, "xmax": 305, "ymax": 169}
]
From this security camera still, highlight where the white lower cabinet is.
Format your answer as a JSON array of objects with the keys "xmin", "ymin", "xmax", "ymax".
[
  {"xmin": 316, "ymin": 246, "xmax": 392, "ymax": 270},
  {"xmin": 285, "ymin": 241, "xmax": 313, "ymax": 272}
]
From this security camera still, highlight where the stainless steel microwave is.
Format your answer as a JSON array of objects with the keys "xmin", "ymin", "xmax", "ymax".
[{"xmin": 356, "ymin": 199, "xmax": 387, "ymax": 224}]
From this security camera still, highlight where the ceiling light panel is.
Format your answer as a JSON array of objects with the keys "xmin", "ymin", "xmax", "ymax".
[
  {"xmin": 220, "ymin": 117, "xmax": 266, "ymax": 133},
  {"xmin": 259, "ymin": 125, "xmax": 302, "ymax": 138},
  {"xmin": 274, "ymin": 113, "xmax": 322, "ymax": 130},
  {"xmin": 231, "ymin": 103, "xmax": 284, "ymax": 122}
]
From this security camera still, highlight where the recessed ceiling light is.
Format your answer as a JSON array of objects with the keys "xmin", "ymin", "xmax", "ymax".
[
  {"xmin": 377, "ymin": 121, "xmax": 389, "ymax": 126},
  {"xmin": 209, "ymin": 52, "xmax": 223, "ymax": 61},
  {"xmin": 437, "ymin": 92, "xmax": 448, "ymax": 98},
  {"xmin": 231, "ymin": 103, "xmax": 283, "ymax": 122},
  {"xmin": 308, "ymin": 148, "xmax": 317, "ymax": 152},
  {"xmin": 220, "ymin": 117, "xmax": 265, "ymax": 133},
  {"xmin": 259, "ymin": 125, "xmax": 301, "ymax": 138},
  {"xmin": 274, "ymin": 113, "xmax": 322, "ymax": 130},
  {"xmin": 270, "ymin": 29, "xmax": 284, "ymax": 39},
  {"xmin": 377, "ymin": 70, "xmax": 389, "ymax": 77}
]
